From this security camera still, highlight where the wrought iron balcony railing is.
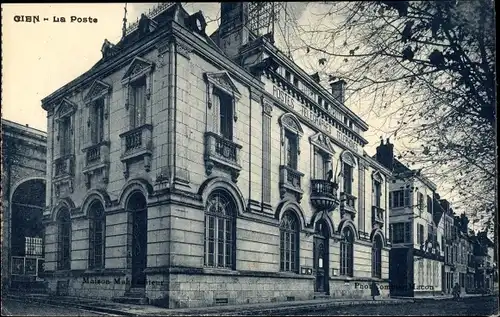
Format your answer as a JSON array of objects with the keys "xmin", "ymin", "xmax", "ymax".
[{"xmin": 310, "ymin": 179, "xmax": 339, "ymax": 211}]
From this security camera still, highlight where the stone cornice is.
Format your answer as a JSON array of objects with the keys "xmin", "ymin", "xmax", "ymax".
[
  {"xmin": 259, "ymin": 40, "xmax": 369, "ymax": 131},
  {"xmin": 41, "ymin": 25, "xmax": 176, "ymax": 110}
]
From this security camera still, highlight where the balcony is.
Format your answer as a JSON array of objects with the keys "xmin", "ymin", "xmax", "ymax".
[
  {"xmin": 204, "ymin": 132, "xmax": 242, "ymax": 182},
  {"xmin": 372, "ymin": 206, "xmax": 385, "ymax": 227},
  {"xmin": 54, "ymin": 155, "xmax": 75, "ymax": 178},
  {"xmin": 340, "ymin": 192, "xmax": 357, "ymax": 216},
  {"xmin": 310, "ymin": 179, "xmax": 339, "ymax": 211},
  {"xmin": 279, "ymin": 165, "xmax": 304, "ymax": 202},
  {"xmin": 82, "ymin": 141, "xmax": 110, "ymax": 187},
  {"xmin": 119, "ymin": 124, "xmax": 153, "ymax": 178}
]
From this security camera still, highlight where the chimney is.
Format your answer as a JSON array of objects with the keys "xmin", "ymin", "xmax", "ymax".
[
  {"xmin": 330, "ymin": 79, "xmax": 346, "ymax": 104},
  {"xmin": 219, "ymin": 3, "xmax": 249, "ymax": 60},
  {"xmin": 375, "ymin": 138, "xmax": 394, "ymax": 171}
]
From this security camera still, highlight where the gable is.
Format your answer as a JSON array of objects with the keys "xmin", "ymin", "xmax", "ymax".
[
  {"xmin": 122, "ymin": 56, "xmax": 155, "ymax": 81},
  {"xmin": 310, "ymin": 132, "xmax": 335, "ymax": 155},
  {"xmin": 56, "ymin": 98, "xmax": 78, "ymax": 118},
  {"xmin": 279, "ymin": 113, "xmax": 303, "ymax": 135},
  {"xmin": 204, "ymin": 71, "xmax": 241, "ymax": 98},
  {"xmin": 84, "ymin": 80, "xmax": 111, "ymax": 103}
]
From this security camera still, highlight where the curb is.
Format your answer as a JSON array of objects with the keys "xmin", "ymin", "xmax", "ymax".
[
  {"xmin": 4, "ymin": 295, "xmax": 415, "ymax": 316},
  {"xmin": 4, "ymin": 295, "xmax": 136, "ymax": 316}
]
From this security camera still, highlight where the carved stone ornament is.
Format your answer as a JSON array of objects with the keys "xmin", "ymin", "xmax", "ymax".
[
  {"xmin": 204, "ymin": 71, "xmax": 241, "ymax": 98},
  {"xmin": 262, "ymin": 101, "xmax": 273, "ymax": 116},
  {"xmin": 84, "ymin": 80, "xmax": 111, "ymax": 104},
  {"xmin": 122, "ymin": 57, "xmax": 155, "ymax": 82},
  {"xmin": 56, "ymin": 98, "xmax": 78, "ymax": 119},
  {"xmin": 341, "ymin": 150, "xmax": 356, "ymax": 167},
  {"xmin": 279, "ymin": 113, "xmax": 303, "ymax": 135},
  {"xmin": 310, "ymin": 132, "xmax": 335, "ymax": 155},
  {"xmin": 177, "ymin": 42, "xmax": 192, "ymax": 59},
  {"xmin": 372, "ymin": 171, "xmax": 383, "ymax": 183}
]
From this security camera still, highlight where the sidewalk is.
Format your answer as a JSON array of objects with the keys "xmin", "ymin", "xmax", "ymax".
[
  {"xmin": 4, "ymin": 293, "xmax": 415, "ymax": 316},
  {"xmin": 391, "ymin": 293, "xmax": 486, "ymax": 301}
]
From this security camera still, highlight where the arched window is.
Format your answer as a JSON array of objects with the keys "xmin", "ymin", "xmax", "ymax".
[
  {"xmin": 57, "ymin": 208, "xmax": 71, "ymax": 270},
  {"xmin": 280, "ymin": 211, "xmax": 300, "ymax": 273},
  {"xmin": 88, "ymin": 201, "xmax": 105, "ymax": 269},
  {"xmin": 340, "ymin": 227, "xmax": 354, "ymax": 276},
  {"xmin": 372, "ymin": 235, "xmax": 382, "ymax": 278},
  {"xmin": 204, "ymin": 191, "xmax": 236, "ymax": 269}
]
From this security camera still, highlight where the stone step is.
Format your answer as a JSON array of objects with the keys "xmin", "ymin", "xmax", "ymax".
[{"xmin": 313, "ymin": 292, "xmax": 330, "ymax": 300}]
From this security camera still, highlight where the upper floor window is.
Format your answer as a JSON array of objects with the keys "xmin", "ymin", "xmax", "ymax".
[
  {"xmin": 280, "ymin": 210, "xmax": 299, "ymax": 273},
  {"xmin": 373, "ymin": 180, "xmax": 382, "ymax": 207},
  {"xmin": 341, "ymin": 151, "xmax": 356, "ymax": 195},
  {"xmin": 417, "ymin": 224, "xmax": 425, "ymax": 245},
  {"xmin": 88, "ymin": 201, "xmax": 105, "ymax": 270},
  {"xmin": 214, "ymin": 89, "xmax": 234, "ymax": 140},
  {"xmin": 204, "ymin": 191, "xmax": 236, "ymax": 269},
  {"xmin": 205, "ymin": 71, "xmax": 241, "ymax": 137},
  {"xmin": 427, "ymin": 195, "xmax": 433, "ymax": 214},
  {"xmin": 417, "ymin": 193, "xmax": 424, "ymax": 211},
  {"xmin": 55, "ymin": 98, "xmax": 77, "ymax": 157},
  {"xmin": 59, "ymin": 117, "xmax": 72, "ymax": 156},
  {"xmin": 279, "ymin": 113, "xmax": 303, "ymax": 171},
  {"xmin": 122, "ymin": 56, "xmax": 154, "ymax": 130},
  {"xmin": 57, "ymin": 208, "xmax": 71, "ymax": 270},
  {"xmin": 310, "ymin": 132, "xmax": 335, "ymax": 180},
  {"xmin": 90, "ymin": 98, "xmax": 105, "ymax": 144},
  {"xmin": 285, "ymin": 130, "xmax": 299, "ymax": 170},
  {"xmin": 315, "ymin": 150, "xmax": 330, "ymax": 180},
  {"xmin": 130, "ymin": 76, "xmax": 147, "ymax": 129},
  {"xmin": 391, "ymin": 222, "xmax": 412, "ymax": 243},
  {"xmin": 389, "ymin": 189, "xmax": 411, "ymax": 208}
]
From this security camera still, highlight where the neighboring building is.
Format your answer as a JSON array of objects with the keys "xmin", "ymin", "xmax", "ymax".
[
  {"xmin": 473, "ymin": 231, "xmax": 497, "ymax": 292},
  {"xmin": 453, "ymin": 213, "xmax": 470, "ymax": 294},
  {"xmin": 1, "ymin": 119, "xmax": 47, "ymax": 292},
  {"xmin": 40, "ymin": 3, "xmax": 392, "ymax": 308},
  {"xmin": 376, "ymin": 143, "xmax": 443, "ymax": 297},
  {"xmin": 440, "ymin": 199, "xmax": 455, "ymax": 294}
]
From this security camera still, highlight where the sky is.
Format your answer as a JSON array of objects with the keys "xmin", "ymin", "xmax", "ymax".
[{"xmin": 1, "ymin": 3, "xmax": 481, "ymax": 227}]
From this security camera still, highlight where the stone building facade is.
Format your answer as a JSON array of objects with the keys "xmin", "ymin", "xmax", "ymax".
[
  {"xmin": 376, "ymin": 143, "xmax": 444, "ymax": 297},
  {"xmin": 1, "ymin": 119, "xmax": 47, "ymax": 291},
  {"xmin": 40, "ymin": 3, "xmax": 392, "ymax": 308}
]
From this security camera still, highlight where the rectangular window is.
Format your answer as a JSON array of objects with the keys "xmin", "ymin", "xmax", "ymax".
[
  {"xmin": 285, "ymin": 130, "xmax": 298, "ymax": 170},
  {"xmin": 315, "ymin": 150, "xmax": 329, "ymax": 179},
  {"xmin": 130, "ymin": 77, "xmax": 147, "ymax": 128},
  {"xmin": 404, "ymin": 189, "xmax": 411, "ymax": 207},
  {"xmin": 373, "ymin": 181, "xmax": 381, "ymax": 207},
  {"xmin": 417, "ymin": 193, "xmax": 424, "ymax": 211},
  {"xmin": 343, "ymin": 163, "xmax": 353, "ymax": 194},
  {"xmin": 418, "ymin": 224, "xmax": 424, "ymax": 245},
  {"xmin": 391, "ymin": 190, "xmax": 405, "ymax": 208},
  {"xmin": 392, "ymin": 222, "xmax": 412, "ymax": 243},
  {"xmin": 285, "ymin": 70, "xmax": 291, "ymax": 82},
  {"xmin": 59, "ymin": 117, "xmax": 72, "ymax": 156},
  {"xmin": 427, "ymin": 196, "xmax": 433, "ymax": 214},
  {"xmin": 293, "ymin": 76, "xmax": 299, "ymax": 87},
  {"xmin": 218, "ymin": 92, "xmax": 233, "ymax": 140},
  {"xmin": 91, "ymin": 98, "xmax": 105, "ymax": 144}
]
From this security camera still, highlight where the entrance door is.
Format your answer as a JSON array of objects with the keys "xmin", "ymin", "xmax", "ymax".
[
  {"xmin": 314, "ymin": 220, "xmax": 329, "ymax": 294},
  {"xmin": 129, "ymin": 193, "xmax": 147, "ymax": 288}
]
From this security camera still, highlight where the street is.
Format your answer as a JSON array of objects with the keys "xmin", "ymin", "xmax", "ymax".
[
  {"xmin": 256, "ymin": 296, "xmax": 499, "ymax": 316},
  {"xmin": 1, "ymin": 298, "xmax": 115, "ymax": 316}
]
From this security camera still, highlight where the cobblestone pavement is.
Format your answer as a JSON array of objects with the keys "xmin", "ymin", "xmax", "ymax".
[
  {"xmin": 260, "ymin": 295, "xmax": 499, "ymax": 316},
  {"xmin": 1, "ymin": 298, "xmax": 116, "ymax": 316}
]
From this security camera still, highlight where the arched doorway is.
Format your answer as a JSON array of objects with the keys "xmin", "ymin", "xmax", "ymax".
[
  {"xmin": 314, "ymin": 219, "xmax": 330, "ymax": 294},
  {"xmin": 126, "ymin": 191, "xmax": 148, "ymax": 289},
  {"xmin": 10, "ymin": 179, "xmax": 46, "ymax": 289}
]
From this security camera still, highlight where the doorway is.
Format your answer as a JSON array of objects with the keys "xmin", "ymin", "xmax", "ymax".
[
  {"xmin": 314, "ymin": 220, "xmax": 329, "ymax": 294},
  {"xmin": 127, "ymin": 192, "xmax": 148, "ymax": 288}
]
